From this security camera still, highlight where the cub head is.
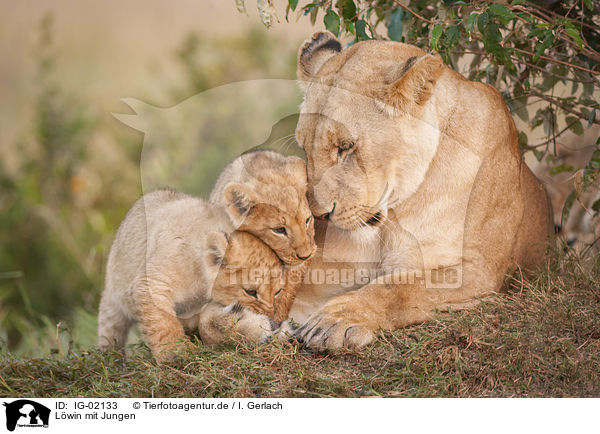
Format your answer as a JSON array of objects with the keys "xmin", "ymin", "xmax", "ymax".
[
  {"xmin": 204, "ymin": 231, "xmax": 292, "ymax": 321},
  {"xmin": 222, "ymin": 155, "xmax": 317, "ymax": 265},
  {"xmin": 295, "ymin": 32, "xmax": 445, "ymax": 236}
]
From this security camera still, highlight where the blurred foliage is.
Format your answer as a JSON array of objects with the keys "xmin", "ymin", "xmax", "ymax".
[
  {"xmin": 241, "ymin": 0, "xmax": 600, "ymax": 231},
  {"xmin": 0, "ymin": 15, "xmax": 97, "ymax": 351},
  {"xmin": 134, "ymin": 26, "xmax": 302, "ymax": 198},
  {"xmin": 0, "ymin": 15, "xmax": 300, "ymax": 356}
]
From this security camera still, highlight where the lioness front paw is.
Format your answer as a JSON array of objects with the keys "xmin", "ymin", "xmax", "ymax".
[{"xmin": 295, "ymin": 308, "xmax": 375, "ymax": 349}]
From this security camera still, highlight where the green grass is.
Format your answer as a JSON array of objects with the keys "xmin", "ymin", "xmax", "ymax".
[{"xmin": 1, "ymin": 249, "xmax": 599, "ymax": 398}]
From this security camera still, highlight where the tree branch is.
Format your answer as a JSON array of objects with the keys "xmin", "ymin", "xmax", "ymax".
[
  {"xmin": 513, "ymin": 48, "xmax": 599, "ymax": 76},
  {"xmin": 391, "ymin": 0, "xmax": 433, "ymax": 24},
  {"xmin": 529, "ymin": 90, "xmax": 600, "ymax": 125}
]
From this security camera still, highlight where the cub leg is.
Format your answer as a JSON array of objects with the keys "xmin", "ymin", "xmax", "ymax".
[
  {"xmin": 133, "ymin": 277, "xmax": 188, "ymax": 362},
  {"xmin": 97, "ymin": 292, "xmax": 134, "ymax": 350}
]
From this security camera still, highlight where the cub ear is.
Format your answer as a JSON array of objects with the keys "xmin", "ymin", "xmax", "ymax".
[
  {"xmin": 205, "ymin": 231, "xmax": 229, "ymax": 268},
  {"xmin": 284, "ymin": 156, "xmax": 307, "ymax": 184},
  {"xmin": 297, "ymin": 31, "xmax": 342, "ymax": 83},
  {"xmin": 383, "ymin": 53, "xmax": 444, "ymax": 115},
  {"xmin": 223, "ymin": 183, "xmax": 256, "ymax": 225}
]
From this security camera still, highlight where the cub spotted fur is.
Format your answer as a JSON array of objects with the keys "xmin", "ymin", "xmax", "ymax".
[
  {"xmin": 97, "ymin": 189, "xmax": 291, "ymax": 361},
  {"xmin": 210, "ymin": 150, "xmax": 316, "ymax": 266}
]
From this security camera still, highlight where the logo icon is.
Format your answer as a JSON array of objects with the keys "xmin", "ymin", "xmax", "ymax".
[{"xmin": 3, "ymin": 400, "xmax": 50, "ymax": 432}]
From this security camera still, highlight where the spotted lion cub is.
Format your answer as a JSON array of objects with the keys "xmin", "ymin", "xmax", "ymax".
[
  {"xmin": 210, "ymin": 150, "xmax": 316, "ymax": 265},
  {"xmin": 97, "ymin": 189, "xmax": 290, "ymax": 361}
]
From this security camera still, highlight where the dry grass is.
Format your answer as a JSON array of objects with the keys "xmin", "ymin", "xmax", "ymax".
[{"xmin": 1, "ymin": 248, "xmax": 599, "ymax": 398}]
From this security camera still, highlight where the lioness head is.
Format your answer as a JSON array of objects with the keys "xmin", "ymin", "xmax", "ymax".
[
  {"xmin": 223, "ymin": 154, "xmax": 316, "ymax": 265},
  {"xmin": 205, "ymin": 231, "xmax": 289, "ymax": 321},
  {"xmin": 295, "ymin": 32, "xmax": 445, "ymax": 235}
]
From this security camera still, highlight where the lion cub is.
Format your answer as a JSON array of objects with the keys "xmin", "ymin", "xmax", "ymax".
[
  {"xmin": 97, "ymin": 189, "xmax": 289, "ymax": 361},
  {"xmin": 210, "ymin": 150, "xmax": 316, "ymax": 265}
]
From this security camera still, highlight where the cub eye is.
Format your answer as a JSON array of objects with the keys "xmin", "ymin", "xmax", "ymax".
[
  {"xmin": 305, "ymin": 215, "xmax": 312, "ymax": 227},
  {"xmin": 244, "ymin": 289, "xmax": 258, "ymax": 298},
  {"xmin": 275, "ymin": 288, "xmax": 283, "ymax": 297},
  {"xmin": 272, "ymin": 227, "xmax": 287, "ymax": 236}
]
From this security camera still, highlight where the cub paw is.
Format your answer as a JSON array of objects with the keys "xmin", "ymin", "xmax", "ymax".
[{"xmin": 198, "ymin": 302, "xmax": 274, "ymax": 345}]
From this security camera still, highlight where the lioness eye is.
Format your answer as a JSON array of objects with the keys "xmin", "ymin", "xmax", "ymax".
[
  {"xmin": 272, "ymin": 227, "xmax": 287, "ymax": 236},
  {"xmin": 275, "ymin": 288, "xmax": 283, "ymax": 297},
  {"xmin": 244, "ymin": 289, "xmax": 258, "ymax": 298},
  {"xmin": 305, "ymin": 216, "xmax": 312, "ymax": 227}
]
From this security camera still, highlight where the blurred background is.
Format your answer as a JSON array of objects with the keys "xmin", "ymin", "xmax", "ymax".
[{"xmin": 0, "ymin": 0, "xmax": 312, "ymax": 356}]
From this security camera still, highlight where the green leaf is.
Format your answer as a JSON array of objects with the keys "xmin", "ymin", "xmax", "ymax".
[
  {"xmin": 542, "ymin": 109, "xmax": 555, "ymax": 137},
  {"xmin": 324, "ymin": 8, "xmax": 340, "ymax": 36},
  {"xmin": 533, "ymin": 148, "xmax": 545, "ymax": 162},
  {"xmin": 489, "ymin": 3, "xmax": 515, "ymax": 26},
  {"xmin": 589, "ymin": 109, "xmax": 597, "ymax": 128},
  {"xmin": 466, "ymin": 13, "xmax": 478, "ymax": 36},
  {"xmin": 511, "ymin": 0, "xmax": 525, "ymax": 4},
  {"xmin": 561, "ymin": 189, "xmax": 576, "ymax": 227},
  {"xmin": 345, "ymin": 19, "xmax": 355, "ymax": 34},
  {"xmin": 355, "ymin": 19, "xmax": 369, "ymax": 41},
  {"xmin": 566, "ymin": 116, "xmax": 584, "ymax": 135},
  {"xmin": 565, "ymin": 28, "xmax": 582, "ymax": 49},
  {"xmin": 518, "ymin": 12, "xmax": 534, "ymax": 23},
  {"xmin": 533, "ymin": 30, "xmax": 555, "ymax": 62},
  {"xmin": 586, "ymin": 150, "xmax": 600, "ymax": 172},
  {"xmin": 288, "ymin": 0, "xmax": 298, "ymax": 11},
  {"xmin": 477, "ymin": 11, "xmax": 489, "ymax": 33},
  {"xmin": 444, "ymin": 25, "xmax": 460, "ymax": 49},
  {"xmin": 483, "ymin": 23, "xmax": 504, "ymax": 60},
  {"xmin": 518, "ymin": 131, "xmax": 528, "ymax": 148},
  {"xmin": 549, "ymin": 164, "xmax": 575, "ymax": 175},
  {"xmin": 512, "ymin": 96, "xmax": 529, "ymax": 122},
  {"xmin": 431, "ymin": 24, "xmax": 443, "ymax": 51},
  {"xmin": 387, "ymin": 8, "xmax": 404, "ymax": 42},
  {"xmin": 583, "ymin": 0, "xmax": 593, "ymax": 11},
  {"xmin": 336, "ymin": 0, "xmax": 356, "ymax": 22},
  {"xmin": 310, "ymin": 7, "xmax": 318, "ymax": 25}
]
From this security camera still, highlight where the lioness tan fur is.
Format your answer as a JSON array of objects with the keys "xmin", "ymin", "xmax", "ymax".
[
  {"xmin": 97, "ymin": 189, "xmax": 291, "ymax": 361},
  {"xmin": 290, "ymin": 32, "xmax": 554, "ymax": 349},
  {"xmin": 210, "ymin": 150, "xmax": 317, "ymax": 265}
]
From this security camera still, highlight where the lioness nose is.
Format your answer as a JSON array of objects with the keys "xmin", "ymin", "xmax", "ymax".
[{"xmin": 316, "ymin": 202, "xmax": 336, "ymax": 221}]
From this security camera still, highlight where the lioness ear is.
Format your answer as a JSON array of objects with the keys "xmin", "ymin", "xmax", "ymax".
[
  {"xmin": 223, "ymin": 183, "xmax": 256, "ymax": 225},
  {"xmin": 284, "ymin": 156, "xmax": 307, "ymax": 185},
  {"xmin": 205, "ymin": 231, "xmax": 228, "ymax": 268},
  {"xmin": 383, "ymin": 53, "xmax": 444, "ymax": 115},
  {"xmin": 297, "ymin": 31, "xmax": 342, "ymax": 84}
]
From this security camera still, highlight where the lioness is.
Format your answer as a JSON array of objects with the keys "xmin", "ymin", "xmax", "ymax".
[{"xmin": 289, "ymin": 32, "xmax": 553, "ymax": 349}]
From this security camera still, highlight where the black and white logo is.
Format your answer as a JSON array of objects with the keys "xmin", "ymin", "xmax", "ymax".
[{"xmin": 3, "ymin": 400, "xmax": 50, "ymax": 432}]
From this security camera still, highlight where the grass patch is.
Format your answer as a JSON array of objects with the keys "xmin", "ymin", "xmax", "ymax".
[{"xmin": 1, "ymin": 249, "xmax": 599, "ymax": 398}]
